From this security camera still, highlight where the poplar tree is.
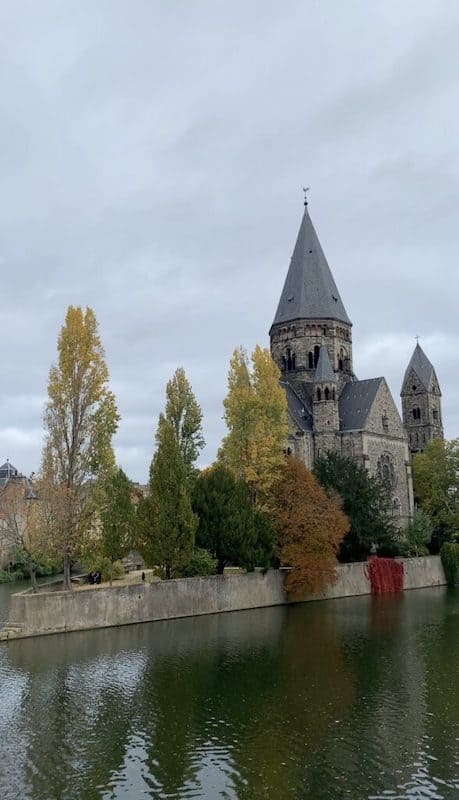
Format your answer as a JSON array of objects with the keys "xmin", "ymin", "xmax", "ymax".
[
  {"xmin": 165, "ymin": 367, "xmax": 204, "ymax": 480},
  {"xmin": 138, "ymin": 415, "xmax": 197, "ymax": 578},
  {"xmin": 43, "ymin": 306, "xmax": 119, "ymax": 588},
  {"xmin": 100, "ymin": 468, "xmax": 135, "ymax": 585},
  {"xmin": 219, "ymin": 345, "xmax": 289, "ymax": 509}
]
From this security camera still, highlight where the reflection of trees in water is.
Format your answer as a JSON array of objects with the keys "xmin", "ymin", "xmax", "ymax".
[
  {"xmin": 3, "ymin": 591, "xmax": 457, "ymax": 800},
  {"xmin": 421, "ymin": 587, "xmax": 459, "ymax": 787}
]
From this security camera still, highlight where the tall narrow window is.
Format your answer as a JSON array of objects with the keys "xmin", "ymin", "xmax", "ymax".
[
  {"xmin": 314, "ymin": 345, "xmax": 320, "ymax": 367},
  {"xmin": 317, "ymin": 388, "xmax": 322, "ymax": 401},
  {"xmin": 292, "ymin": 352, "xmax": 296, "ymax": 370},
  {"xmin": 308, "ymin": 352, "xmax": 314, "ymax": 369},
  {"xmin": 324, "ymin": 387, "xmax": 330, "ymax": 400}
]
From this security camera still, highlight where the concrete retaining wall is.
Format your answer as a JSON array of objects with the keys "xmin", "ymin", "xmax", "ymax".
[{"xmin": 1, "ymin": 556, "xmax": 447, "ymax": 640}]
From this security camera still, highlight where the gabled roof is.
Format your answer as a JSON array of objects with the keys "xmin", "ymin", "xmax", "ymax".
[
  {"xmin": 339, "ymin": 378, "xmax": 383, "ymax": 431},
  {"xmin": 272, "ymin": 206, "xmax": 351, "ymax": 328},
  {"xmin": 280, "ymin": 381, "xmax": 313, "ymax": 432},
  {"xmin": 402, "ymin": 343, "xmax": 437, "ymax": 393},
  {"xmin": 314, "ymin": 345, "xmax": 336, "ymax": 383}
]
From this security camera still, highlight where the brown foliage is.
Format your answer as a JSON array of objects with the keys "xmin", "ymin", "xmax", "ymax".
[{"xmin": 270, "ymin": 457, "xmax": 350, "ymax": 598}]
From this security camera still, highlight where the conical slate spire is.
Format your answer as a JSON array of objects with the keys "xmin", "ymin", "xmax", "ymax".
[
  {"xmin": 402, "ymin": 343, "xmax": 437, "ymax": 392},
  {"xmin": 272, "ymin": 207, "xmax": 351, "ymax": 327},
  {"xmin": 314, "ymin": 345, "xmax": 336, "ymax": 383}
]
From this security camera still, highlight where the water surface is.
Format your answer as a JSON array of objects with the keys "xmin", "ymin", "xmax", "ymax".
[{"xmin": 0, "ymin": 586, "xmax": 458, "ymax": 799}]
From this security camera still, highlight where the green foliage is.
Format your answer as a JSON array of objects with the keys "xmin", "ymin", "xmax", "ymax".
[
  {"xmin": 137, "ymin": 415, "xmax": 197, "ymax": 579},
  {"xmin": 82, "ymin": 554, "xmax": 125, "ymax": 583},
  {"xmin": 192, "ymin": 464, "xmax": 275, "ymax": 574},
  {"xmin": 99, "ymin": 468, "xmax": 136, "ymax": 584},
  {"xmin": 314, "ymin": 452, "xmax": 398, "ymax": 562},
  {"xmin": 440, "ymin": 542, "xmax": 459, "ymax": 586},
  {"xmin": 412, "ymin": 439, "xmax": 459, "ymax": 551},
  {"xmin": 181, "ymin": 548, "xmax": 217, "ymax": 578},
  {"xmin": 403, "ymin": 508, "xmax": 433, "ymax": 557},
  {"xmin": 165, "ymin": 368, "xmax": 205, "ymax": 481}
]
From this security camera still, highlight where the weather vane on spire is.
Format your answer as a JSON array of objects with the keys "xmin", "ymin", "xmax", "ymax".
[{"xmin": 303, "ymin": 187, "xmax": 310, "ymax": 206}]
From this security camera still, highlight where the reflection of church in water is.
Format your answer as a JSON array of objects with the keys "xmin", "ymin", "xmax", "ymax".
[{"xmin": 270, "ymin": 200, "xmax": 444, "ymax": 524}]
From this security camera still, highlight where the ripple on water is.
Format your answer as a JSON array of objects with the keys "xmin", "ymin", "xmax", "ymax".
[{"xmin": 0, "ymin": 588, "xmax": 457, "ymax": 799}]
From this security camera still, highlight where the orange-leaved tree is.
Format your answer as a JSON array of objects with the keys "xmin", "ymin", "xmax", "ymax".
[{"xmin": 270, "ymin": 456, "xmax": 349, "ymax": 598}]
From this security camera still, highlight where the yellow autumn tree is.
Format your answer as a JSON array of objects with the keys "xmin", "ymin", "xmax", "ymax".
[
  {"xmin": 219, "ymin": 345, "xmax": 289, "ymax": 509},
  {"xmin": 43, "ymin": 306, "xmax": 119, "ymax": 588}
]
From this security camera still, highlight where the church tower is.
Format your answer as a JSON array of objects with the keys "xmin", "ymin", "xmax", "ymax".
[
  {"xmin": 270, "ymin": 201, "xmax": 354, "ymax": 406},
  {"xmin": 401, "ymin": 343, "xmax": 444, "ymax": 455},
  {"xmin": 312, "ymin": 344, "xmax": 339, "ymax": 457}
]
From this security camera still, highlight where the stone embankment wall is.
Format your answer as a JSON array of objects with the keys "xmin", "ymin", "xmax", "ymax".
[{"xmin": 0, "ymin": 556, "xmax": 447, "ymax": 640}]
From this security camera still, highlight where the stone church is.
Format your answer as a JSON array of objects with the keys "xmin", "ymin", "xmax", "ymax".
[{"xmin": 270, "ymin": 202, "xmax": 444, "ymax": 525}]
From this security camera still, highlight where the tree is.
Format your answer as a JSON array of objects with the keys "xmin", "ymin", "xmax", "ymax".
[
  {"xmin": 43, "ymin": 306, "xmax": 119, "ymax": 588},
  {"xmin": 270, "ymin": 457, "xmax": 349, "ymax": 597},
  {"xmin": 137, "ymin": 416, "xmax": 197, "ymax": 578},
  {"xmin": 0, "ymin": 475, "xmax": 63, "ymax": 591},
  {"xmin": 219, "ymin": 345, "xmax": 289, "ymax": 510},
  {"xmin": 314, "ymin": 452, "xmax": 398, "ymax": 562},
  {"xmin": 404, "ymin": 508, "xmax": 433, "ymax": 557},
  {"xmin": 412, "ymin": 439, "xmax": 459, "ymax": 550},
  {"xmin": 99, "ymin": 468, "xmax": 135, "ymax": 585},
  {"xmin": 165, "ymin": 368, "xmax": 205, "ymax": 481},
  {"xmin": 192, "ymin": 464, "xmax": 275, "ymax": 574}
]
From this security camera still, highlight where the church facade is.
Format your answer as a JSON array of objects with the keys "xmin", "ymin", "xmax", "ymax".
[{"xmin": 270, "ymin": 203, "xmax": 444, "ymax": 526}]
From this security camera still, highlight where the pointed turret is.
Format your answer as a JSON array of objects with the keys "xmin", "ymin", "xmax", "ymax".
[
  {"xmin": 272, "ymin": 206, "xmax": 351, "ymax": 328},
  {"xmin": 314, "ymin": 344, "xmax": 336, "ymax": 384},
  {"xmin": 402, "ymin": 343, "xmax": 436, "ymax": 392},
  {"xmin": 270, "ymin": 203, "xmax": 354, "ymax": 391},
  {"xmin": 401, "ymin": 342, "xmax": 443, "ymax": 454}
]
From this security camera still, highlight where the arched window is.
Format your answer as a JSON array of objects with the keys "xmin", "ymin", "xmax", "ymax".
[
  {"xmin": 412, "ymin": 407, "xmax": 421, "ymax": 420},
  {"xmin": 317, "ymin": 388, "xmax": 322, "ymax": 401},
  {"xmin": 332, "ymin": 388, "xmax": 336, "ymax": 400},
  {"xmin": 292, "ymin": 352, "xmax": 296, "ymax": 370},
  {"xmin": 324, "ymin": 387, "xmax": 330, "ymax": 400},
  {"xmin": 308, "ymin": 352, "xmax": 314, "ymax": 368},
  {"xmin": 433, "ymin": 408, "xmax": 438, "ymax": 421},
  {"xmin": 392, "ymin": 497, "xmax": 401, "ymax": 516},
  {"xmin": 314, "ymin": 345, "xmax": 320, "ymax": 367},
  {"xmin": 287, "ymin": 349, "xmax": 292, "ymax": 371},
  {"xmin": 377, "ymin": 453, "xmax": 396, "ymax": 487}
]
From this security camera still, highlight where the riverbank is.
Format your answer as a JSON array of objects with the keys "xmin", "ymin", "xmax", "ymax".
[{"xmin": 0, "ymin": 555, "xmax": 447, "ymax": 641}]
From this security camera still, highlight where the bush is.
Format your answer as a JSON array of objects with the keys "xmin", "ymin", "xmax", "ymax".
[
  {"xmin": 440, "ymin": 542, "xmax": 459, "ymax": 586},
  {"xmin": 181, "ymin": 548, "xmax": 217, "ymax": 578},
  {"xmin": 83, "ymin": 555, "xmax": 125, "ymax": 583},
  {"xmin": 403, "ymin": 509, "xmax": 433, "ymax": 557}
]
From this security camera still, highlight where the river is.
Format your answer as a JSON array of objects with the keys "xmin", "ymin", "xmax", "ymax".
[{"xmin": 0, "ymin": 582, "xmax": 458, "ymax": 799}]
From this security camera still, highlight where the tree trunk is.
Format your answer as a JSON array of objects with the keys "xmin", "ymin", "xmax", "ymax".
[
  {"xmin": 217, "ymin": 558, "xmax": 225, "ymax": 575},
  {"xmin": 29, "ymin": 561, "xmax": 38, "ymax": 593},
  {"xmin": 109, "ymin": 564, "xmax": 113, "ymax": 587},
  {"xmin": 63, "ymin": 554, "xmax": 72, "ymax": 590}
]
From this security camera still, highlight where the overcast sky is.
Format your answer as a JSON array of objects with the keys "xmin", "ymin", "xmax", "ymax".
[{"xmin": 1, "ymin": 0, "xmax": 458, "ymax": 481}]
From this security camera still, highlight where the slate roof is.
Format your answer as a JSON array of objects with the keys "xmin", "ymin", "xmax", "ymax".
[
  {"xmin": 272, "ymin": 207, "xmax": 351, "ymax": 328},
  {"xmin": 339, "ymin": 378, "xmax": 383, "ymax": 431},
  {"xmin": 402, "ymin": 344, "xmax": 436, "ymax": 392},
  {"xmin": 280, "ymin": 381, "xmax": 313, "ymax": 432},
  {"xmin": 314, "ymin": 345, "xmax": 336, "ymax": 383},
  {"xmin": 0, "ymin": 461, "xmax": 19, "ymax": 487}
]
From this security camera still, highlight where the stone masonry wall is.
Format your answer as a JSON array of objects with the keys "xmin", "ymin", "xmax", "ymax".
[{"xmin": 1, "ymin": 557, "xmax": 447, "ymax": 640}]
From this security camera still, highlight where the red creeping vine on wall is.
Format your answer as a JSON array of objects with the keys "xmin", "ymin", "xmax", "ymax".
[{"xmin": 365, "ymin": 557, "xmax": 404, "ymax": 595}]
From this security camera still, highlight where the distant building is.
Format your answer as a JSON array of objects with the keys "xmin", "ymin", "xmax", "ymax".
[
  {"xmin": 270, "ymin": 203, "xmax": 444, "ymax": 524},
  {"xmin": 0, "ymin": 461, "xmax": 34, "ymax": 568}
]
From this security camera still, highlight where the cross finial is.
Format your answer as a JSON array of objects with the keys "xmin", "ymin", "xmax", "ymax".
[
  {"xmin": 303, "ymin": 186, "xmax": 310, "ymax": 206},
  {"xmin": 415, "ymin": 335, "xmax": 420, "ymax": 344}
]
